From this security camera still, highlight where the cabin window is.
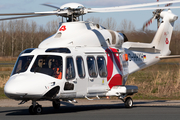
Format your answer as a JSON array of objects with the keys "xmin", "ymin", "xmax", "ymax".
[
  {"xmin": 76, "ymin": 57, "xmax": 85, "ymax": 78},
  {"xmin": 97, "ymin": 56, "xmax": 107, "ymax": 77},
  {"xmin": 12, "ymin": 56, "xmax": 34, "ymax": 75},
  {"xmin": 66, "ymin": 57, "xmax": 75, "ymax": 80},
  {"xmin": 87, "ymin": 56, "xmax": 97, "ymax": 77},
  {"xmin": 30, "ymin": 55, "xmax": 63, "ymax": 79}
]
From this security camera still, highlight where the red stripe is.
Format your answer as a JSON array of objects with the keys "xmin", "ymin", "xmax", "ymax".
[
  {"xmin": 106, "ymin": 48, "xmax": 123, "ymax": 88},
  {"xmin": 109, "ymin": 47, "xmax": 122, "ymax": 72},
  {"xmin": 105, "ymin": 48, "xmax": 113, "ymax": 81},
  {"xmin": 108, "ymin": 74, "xmax": 122, "ymax": 89}
]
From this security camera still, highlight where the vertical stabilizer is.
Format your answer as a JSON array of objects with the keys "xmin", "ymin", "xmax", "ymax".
[{"xmin": 151, "ymin": 10, "xmax": 178, "ymax": 56}]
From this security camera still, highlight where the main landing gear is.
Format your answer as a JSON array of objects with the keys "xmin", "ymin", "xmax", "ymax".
[
  {"xmin": 119, "ymin": 95, "xmax": 133, "ymax": 108},
  {"xmin": 124, "ymin": 97, "xmax": 133, "ymax": 108}
]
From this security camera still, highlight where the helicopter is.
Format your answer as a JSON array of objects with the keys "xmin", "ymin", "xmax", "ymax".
[{"xmin": 1, "ymin": 0, "xmax": 180, "ymax": 115}]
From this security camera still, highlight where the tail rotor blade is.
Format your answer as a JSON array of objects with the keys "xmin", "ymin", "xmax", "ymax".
[
  {"xmin": 165, "ymin": 3, "xmax": 173, "ymax": 7},
  {"xmin": 143, "ymin": 15, "xmax": 156, "ymax": 30}
]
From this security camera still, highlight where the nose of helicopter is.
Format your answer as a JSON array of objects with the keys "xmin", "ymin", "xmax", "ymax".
[
  {"xmin": 4, "ymin": 77, "xmax": 27, "ymax": 99},
  {"xmin": 4, "ymin": 74, "xmax": 53, "ymax": 100}
]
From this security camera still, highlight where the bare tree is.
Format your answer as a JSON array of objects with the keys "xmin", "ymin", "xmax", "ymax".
[
  {"xmin": 119, "ymin": 19, "xmax": 135, "ymax": 32},
  {"xmin": 1, "ymin": 18, "xmax": 180, "ymax": 56},
  {"xmin": 46, "ymin": 18, "xmax": 61, "ymax": 34},
  {"xmin": 103, "ymin": 17, "xmax": 117, "ymax": 30},
  {"xmin": 128, "ymin": 20, "xmax": 135, "ymax": 32},
  {"xmin": 0, "ymin": 21, "xmax": 7, "ymax": 56},
  {"xmin": 174, "ymin": 22, "xmax": 180, "ymax": 32},
  {"xmin": 18, "ymin": 19, "xmax": 28, "ymax": 51},
  {"xmin": 30, "ymin": 20, "xmax": 37, "ymax": 48},
  {"xmin": 86, "ymin": 17, "xmax": 103, "ymax": 25},
  {"xmin": 8, "ymin": 20, "xmax": 18, "ymax": 57}
]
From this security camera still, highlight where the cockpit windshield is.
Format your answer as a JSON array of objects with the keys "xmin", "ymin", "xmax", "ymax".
[
  {"xmin": 12, "ymin": 56, "xmax": 34, "ymax": 75},
  {"xmin": 30, "ymin": 55, "xmax": 63, "ymax": 79}
]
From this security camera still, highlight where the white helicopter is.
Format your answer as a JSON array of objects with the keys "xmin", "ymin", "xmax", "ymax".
[{"xmin": 1, "ymin": 0, "xmax": 180, "ymax": 115}]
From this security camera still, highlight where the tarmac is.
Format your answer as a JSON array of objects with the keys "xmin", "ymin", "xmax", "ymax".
[{"xmin": 1, "ymin": 99, "xmax": 180, "ymax": 107}]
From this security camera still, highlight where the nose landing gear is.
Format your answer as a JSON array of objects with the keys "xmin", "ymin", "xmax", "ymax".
[
  {"xmin": 52, "ymin": 99, "xmax": 61, "ymax": 109},
  {"xmin": 29, "ymin": 101, "xmax": 43, "ymax": 115}
]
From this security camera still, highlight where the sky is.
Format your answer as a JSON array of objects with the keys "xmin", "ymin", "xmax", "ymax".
[{"xmin": 0, "ymin": 0, "xmax": 180, "ymax": 31}]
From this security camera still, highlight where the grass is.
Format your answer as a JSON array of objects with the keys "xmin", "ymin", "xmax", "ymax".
[
  {"xmin": 0, "ymin": 88, "xmax": 7, "ymax": 99},
  {"xmin": 0, "ymin": 75, "xmax": 9, "ymax": 99},
  {"xmin": 0, "ymin": 57, "xmax": 17, "ymax": 62},
  {"xmin": 0, "ymin": 57, "xmax": 15, "ymax": 99},
  {"xmin": 127, "ymin": 62, "xmax": 180, "ymax": 100}
]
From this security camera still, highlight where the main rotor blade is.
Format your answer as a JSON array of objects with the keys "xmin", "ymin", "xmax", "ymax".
[
  {"xmin": 0, "ymin": 11, "xmax": 68, "ymax": 21},
  {"xmin": 0, "ymin": 11, "xmax": 62, "ymax": 16},
  {"xmin": 42, "ymin": 4, "xmax": 60, "ymax": 9},
  {"xmin": 0, "ymin": 14, "xmax": 54, "ymax": 21},
  {"xmin": 88, "ymin": 6, "xmax": 180, "ymax": 13},
  {"xmin": 0, "ymin": 13, "xmax": 36, "ymax": 16},
  {"xmin": 89, "ymin": 0, "xmax": 180, "ymax": 12}
]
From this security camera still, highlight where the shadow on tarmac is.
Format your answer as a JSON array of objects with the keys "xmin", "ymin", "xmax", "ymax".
[{"xmin": 2, "ymin": 100, "xmax": 180, "ymax": 116}]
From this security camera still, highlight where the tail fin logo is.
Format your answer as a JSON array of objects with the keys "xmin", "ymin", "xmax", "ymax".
[
  {"xmin": 164, "ymin": 32, "xmax": 169, "ymax": 36},
  {"xmin": 165, "ymin": 38, "xmax": 169, "ymax": 44}
]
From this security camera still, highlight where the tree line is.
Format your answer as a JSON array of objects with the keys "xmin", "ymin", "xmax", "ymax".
[
  {"xmin": 0, "ymin": 19, "xmax": 61, "ymax": 56},
  {"xmin": 0, "ymin": 17, "xmax": 180, "ymax": 57}
]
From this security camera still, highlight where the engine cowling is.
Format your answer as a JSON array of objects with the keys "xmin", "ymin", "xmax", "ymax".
[{"xmin": 106, "ymin": 30, "xmax": 128, "ymax": 48}]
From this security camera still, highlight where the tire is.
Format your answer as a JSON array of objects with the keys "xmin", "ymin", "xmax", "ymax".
[
  {"xmin": 52, "ymin": 99, "xmax": 60, "ymax": 109},
  {"xmin": 34, "ymin": 105, "xmax": 43, "ymax": 115},
  {"xmin": 124, "ymin": 97, "xmax": 133, "ymax": 108},
  {"xmin": 29, "ymin": 105, "xmax": 35, "ymax": 115}
]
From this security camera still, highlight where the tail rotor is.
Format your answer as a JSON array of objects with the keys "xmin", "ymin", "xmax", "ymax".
[{"xmin": 143, "ymin": 0, "xmax": 173, "ymax": 30}]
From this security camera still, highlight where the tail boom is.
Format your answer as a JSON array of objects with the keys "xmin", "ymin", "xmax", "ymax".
[{"xmin": 122, "ymin": 10, "xmax": 178, "ymax": 75}]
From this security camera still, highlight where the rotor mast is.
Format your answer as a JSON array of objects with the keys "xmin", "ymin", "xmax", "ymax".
[{"xmin": 57, "ymin": 3, "xmax": 87, "ymax": 22}]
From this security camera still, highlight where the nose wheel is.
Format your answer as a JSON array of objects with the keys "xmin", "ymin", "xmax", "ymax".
[
  {"xmin": 29, "ymin": 101, "xmax": 43, "ymax": 115},
  {"xmin": 52, "ymin": 99, "xmax": 61, "ymax": 109}
]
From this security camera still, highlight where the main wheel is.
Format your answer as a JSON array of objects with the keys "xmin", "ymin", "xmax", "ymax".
[
  {"xmin": 124, "ymin": 97, "xmax": 133, "ymax": 108},
  {"xmin": 34, "ymin": 105, "xmax": 43, "ymax": 114},
  {"xmin": 52, "ymin": 99, "xmax": 60, "ymax": 109}
]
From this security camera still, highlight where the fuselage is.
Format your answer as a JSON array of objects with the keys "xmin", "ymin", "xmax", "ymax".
[{"xmin": 4, "ymin": 46, "xmax": 128, "ymax": 101}]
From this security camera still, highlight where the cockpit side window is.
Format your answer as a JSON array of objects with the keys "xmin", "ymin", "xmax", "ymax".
[
  {"xmin": 12, "ymin": 56, "xmax": 34, "ymax": 75},
  {"xmin": 30, "ymin": 55, "xmax": 63, "ymax": 79}
]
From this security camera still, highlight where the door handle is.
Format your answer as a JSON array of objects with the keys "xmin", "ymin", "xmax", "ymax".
[
  {"xmin": 72, "ymin": 79, "xmax": 77, "ymax": 83},
  {"xmin": 89, "ymin": 78, "xmax": 94, "ymax": 82}
]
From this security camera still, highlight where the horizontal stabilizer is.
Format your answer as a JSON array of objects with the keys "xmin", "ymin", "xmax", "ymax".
[
  {"xmin": 123, "ymin": 42, "xmax": 160, "ymax": 53},
  {"xmin": 129, "ymin": 47, "xmax": 160, "ymax": 53}
]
